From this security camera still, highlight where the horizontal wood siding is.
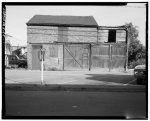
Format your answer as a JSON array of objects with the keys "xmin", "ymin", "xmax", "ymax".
[
  {"xmin": 98, "ymin": 29, "xmax": 126, "ymax": 43},
  {"xmin": 58, "ymin": 27, "xmax": 68, "ymax": 42},
  {"xmin": 68, "ymin": 27, "xmax": 97, "ymax": 43}
]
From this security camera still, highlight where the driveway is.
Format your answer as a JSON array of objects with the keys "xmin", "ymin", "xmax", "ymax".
[{"xmin": 5, "ymin": 69, "xmax": 136, "ymax": 85}]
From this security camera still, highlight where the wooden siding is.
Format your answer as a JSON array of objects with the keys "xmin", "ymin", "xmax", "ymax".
[
  {"xmin": 49, "ymin": 44, "xmax": 58, "ymax": 57},
  {"xmin": 68, "ymin": 27, "xmax": 97, "ymax": 43},
  {"xmin": 92, "ymin": 45, "xmax": 109, "ymax": 68},
  {"xmin": 111, "ymin": 45, "xmax": 126, "ymax": 69},
  {"xmin": 58, "ymin": 27, "xmax": 68, "ymax": 42},
  {"xmin": 64, "ymin": 44, "xmax": 89, "ymax": 70},
  {"xmin": 91, "ymin": 43, "xmax": 126, "ymax": 70},
  {"xmin": 43, "ymin": 44, "xmax": 63, "ymax": 70},
  {"xmin": 98, "ymin": 29, "xmax": 126, "ymax": 43},
  {"xmin": 27, "ymin": 25, "xmax": 127, "ymax": 71}
]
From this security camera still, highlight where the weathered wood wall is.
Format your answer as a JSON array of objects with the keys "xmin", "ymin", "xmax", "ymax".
[
  {"xmin": 64, "ymin": 44, "xmax": 89, "ymax": 70},
  {"xmin": 27, "ymin": 26, "xmax": 97, "ymax": 70},
  {"xmin": 92, "ymin": 44, "xmax": 109, "ymax": 69},
  {"xmin": 64, "ymin": 43, "xmax": 126, "ymax": 71},
  {"xmin": 27, "ymin": 25, "xmax": 127, "ymax": 71},
  {"xmin": 91, "ymin": 43, "xmax": 126, "ymax": 70},
  {"xmin": 98, "ymin": 29, "xmax": 126, "ymax": 43}
]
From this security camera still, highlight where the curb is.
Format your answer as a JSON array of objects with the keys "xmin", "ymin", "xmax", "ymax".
[{"xmin": 5, "ymin": 84, "xmax": 145, "ymax": 92}]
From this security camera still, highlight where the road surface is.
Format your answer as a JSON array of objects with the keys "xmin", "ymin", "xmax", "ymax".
[{"xmin": 4, "ymin": 90, "xmax": 146, "ymax": 119}]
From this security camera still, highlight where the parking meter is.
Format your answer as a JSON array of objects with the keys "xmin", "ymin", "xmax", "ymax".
[
  {"xmin": 39, "ymin": 48, "xmax": 46, "ymax": 85},
  {"xmin": 38, "ymin": 49, "xmax": 45, "ymax": 61}
]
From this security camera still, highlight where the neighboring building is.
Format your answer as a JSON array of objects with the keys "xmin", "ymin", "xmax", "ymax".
[
  {"xmin": 5, "ymin": 34, "xmax": 11, "ymax": 55},
  {"xmin": 5, "ymin": 34, "xmax": 12, "ymax": 67},
  {"xmin": 27, "ymin": 15, "xmax": 127, "ymax": 71},
  {"xmin": 11, "ymin": 46, "xmax": 20, "ymax": 52},
  {"xmin": 12, "ymin": 46, "xmax": 27, "ymax": 57},
  {"xmin": 5, "ymin": 34, "xmax": 27, "ymax": 67}
]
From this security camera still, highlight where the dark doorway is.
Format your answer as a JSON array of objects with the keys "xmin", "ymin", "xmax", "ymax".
[{"xmin": 108, "ymin": 30, "xmax": 116, "ymax": 43}]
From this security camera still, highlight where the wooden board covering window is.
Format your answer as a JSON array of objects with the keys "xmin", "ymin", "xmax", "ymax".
[
  {"xmin": 58, "ymin": 27, "xmax": 68, "ymax": 42},
  {"xmin": 49, "ymin": 44, "xmax": 58, "ymax": 57}
]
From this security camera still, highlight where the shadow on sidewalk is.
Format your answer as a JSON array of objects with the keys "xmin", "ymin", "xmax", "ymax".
[{"xmin": 86, "ymin": 74, "xmax": 136, "ymax": 85}]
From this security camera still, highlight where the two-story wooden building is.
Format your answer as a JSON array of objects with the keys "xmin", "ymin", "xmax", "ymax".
[{"xmin": 27, "ymin": 15, "xmax": 127, "ymax": 71}]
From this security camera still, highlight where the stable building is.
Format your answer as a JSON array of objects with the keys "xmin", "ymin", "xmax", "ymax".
[{"xmin": 27, "ymin": 15, "xmax": 128, "ymax": 71}]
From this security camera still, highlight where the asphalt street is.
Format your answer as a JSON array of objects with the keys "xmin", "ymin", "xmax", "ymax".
[
  {"xmin": 4, "ymin": 90, "xmax": 146, "ymax": 119},
  {"xmin": 4, "ymin": 69, "xmax": 146, "ymax": 119}
]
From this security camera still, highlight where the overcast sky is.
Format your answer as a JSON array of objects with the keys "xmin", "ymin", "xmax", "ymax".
[{"xmin": 5, "ymin": 3, "xmax": 146, "ymax": 46}]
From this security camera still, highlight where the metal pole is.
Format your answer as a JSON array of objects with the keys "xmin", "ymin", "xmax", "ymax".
[
  {"xmin": 89, "ymin": 44, "xmax": 92, "ymax": 71},
  {"xmin": 41, "ymin": 51, "xmax": 44, "ymax": 85},
  {"xmin": 109, "ymin": 44, "xmax": 112, "ymax": 72}
]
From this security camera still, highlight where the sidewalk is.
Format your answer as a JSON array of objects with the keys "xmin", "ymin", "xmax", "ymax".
[{"xmin": 5, "ymin": 69, "xmax": 145, "ymax": 92}]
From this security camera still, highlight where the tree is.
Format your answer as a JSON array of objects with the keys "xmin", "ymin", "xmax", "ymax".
[{"xmin": 125, "ymin": 23, "xmax": 146, "ymax": 68}]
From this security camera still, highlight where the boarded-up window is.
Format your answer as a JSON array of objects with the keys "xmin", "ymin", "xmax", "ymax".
[
  {"xmin": 58, "ymin": 27, "xmax": 68, "ymax": 42},
  {"xmin": 58, "ymin": 27, "xmax": 63, "ymax": 42},
  {"xmin": 108, "ymin": 30, "xmax": 116, "ymax": 43},
  {"xmin": 49, "ymin": 45, "xmax": 58, "ymax": 57},
  {"xmin": 98, "ymin": 30, "xmax": 109, "ymax": 43},
  {"xmin": 116, "ymin": 30, "xmax": 126, "ymax": 42}
]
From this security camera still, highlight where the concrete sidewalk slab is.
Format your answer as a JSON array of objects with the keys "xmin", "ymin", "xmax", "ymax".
[
  {"xmin": 5, "ymin": 69, "xmax": 145, "ymax": 92},
  {"xmin": 5, "ymin": 69, "xmax": 136, "ymax": 85}
]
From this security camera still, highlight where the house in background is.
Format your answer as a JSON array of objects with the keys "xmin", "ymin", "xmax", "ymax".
[
  {"xmin": 5, "ymin": 34, "xmax": 27, "ymax": 67},
  {"xmin": 12, "ymin": 46, "xmax": 27, "ymax": 59},
  {"xmin": 27, "ymin": 15, "xmax": 127, "ymax": 71},
  {"xmin": 11, "ymin": 46, "xmax": 20, "ymax": 52},
  {"xmin": 5, "ymin": 34, "xmax": 12, "ymax": 67},
  {"xmin": 5, "ymin": 34, "xmax": 12, "ymax": 55}
]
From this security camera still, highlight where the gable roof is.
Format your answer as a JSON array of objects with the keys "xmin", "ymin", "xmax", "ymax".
[{"xmin": 26, "ymin": 15, "xmax": 98, "ymax": 27}]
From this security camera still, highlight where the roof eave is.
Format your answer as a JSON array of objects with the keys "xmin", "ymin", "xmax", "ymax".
[{"xmin": 26, "ymin": 23, "xmax": 98, "ymax": 28}]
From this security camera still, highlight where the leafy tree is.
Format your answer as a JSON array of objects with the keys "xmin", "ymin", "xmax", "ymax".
[{"xmin": 125, "ymin": 23, "xmax": 146, "ymax": 68}]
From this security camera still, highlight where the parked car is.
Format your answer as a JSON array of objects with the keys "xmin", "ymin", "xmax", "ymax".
[
  {"xmin": 134, "ymin": 65, "xmax": 146, "ymax": 85},
  {"xmin": 19, "ymin": 52, "xmax": 27, "ymax": 60},
  {"xmin": 7, "ymin": 55, "xmax": 27, "ymax": 68}
]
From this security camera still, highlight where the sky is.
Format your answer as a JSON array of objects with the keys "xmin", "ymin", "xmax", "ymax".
[{"xmin": 5, "ymin": 3, "xmax": 146, "ymax": 46}]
